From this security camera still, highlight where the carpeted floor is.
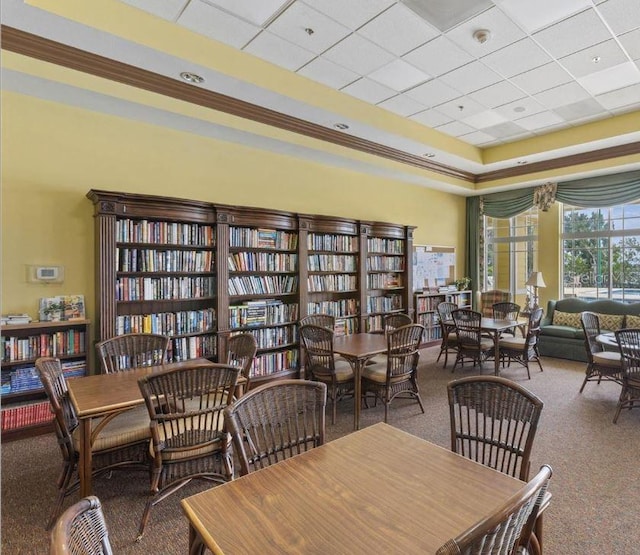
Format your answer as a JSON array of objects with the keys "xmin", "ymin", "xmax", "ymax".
[{"xmin": 2, "ymin": 346, "xmax": 639, "ymax": 554}]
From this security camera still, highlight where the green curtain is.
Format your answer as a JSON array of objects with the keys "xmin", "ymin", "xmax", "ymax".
[
  {"xmin": 465, "ymin": 196, "xmax": 481, "ymax": 309},
  {"xmin": 555, "ymin": 169, "xmax": 640, "ymax": 207},
  {"xmin": 481, "ymin": 187, "xmax": 535, "ymax": 218}
]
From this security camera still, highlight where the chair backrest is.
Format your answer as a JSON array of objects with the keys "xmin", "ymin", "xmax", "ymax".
[
  {"xmin": 299, "ymin": 314, "xmax": 336, "ymax": 331},
  {"xmin": 436, "ymin": 465, "xmax": 552, "ymax": 555},
  {"xmin": 451, "ymin": 309, "xmax": 483, "ymax": 346},
  {"xmin": 35, "ymin": 357, "xmax": 77, "ymax": 466},
  {"xmin": 225, "ymin": 332, "xmax": 258, "ymax": 387},
  {"xmin": 299, "ymin": 324, "xmax": 337, "ymax": 378},
  {"xmin": 383, "ymin": 313, "xmax": 413, "ymax": 334},
  {"xmin": 50, "ymin": 495, "xmax": 113, "ymax": 555},
  {"xmin": 492, "ymin": 302, "xmax": 520, "ymax": 321},
  {"xmin": 138, "ymin": 363, "xmax": 240, "ymax": 456},
  {"xmin": 385, "ymin": 324, "xmax": 424, "ymax": 380},
  {"xmin": 447, "ymin": 375, "xmax": 544, "ymax": 481},
  {"xmin": 437, "ymin": 302, "xmax": 458, "ymax": 322},
  {"xmin": 96, "ymin": 333, "xmax": 170, "ymax": 373},
  {"xmin": 615, "ymin": 328, "xmax": 640, "ymax": 383},
  {"xmin": 581, "ymin": 311, "xmax": 603, "ymax": 359},
  {"xmin": 525, "ymin": 307, "xmax": 544, "ymax": 349},
  {"xmin": 224, "ymin": 379, "xmax": 327, "ymax": 476},
  {"xmin": 480, "ymin": 290, "xmax": 511, "ymax": 317}
]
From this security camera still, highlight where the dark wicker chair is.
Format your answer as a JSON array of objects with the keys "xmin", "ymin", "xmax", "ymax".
[
  {"xmin": 437, "ymin": 302, "xmax": 459, "ymax": 368},
  {"xmin": 613, "ymin": 328, "xmax": 640, "ymax": 423},
  {"xmin": 225, "ymin": 332, "xmax": 258, "ymax": 391},
  {"xmin": 579, "ymin": 311, "xmax": 622, "ymax": 393},
  {"xmin": 136, "ymin": 363, "xmax": 240, "ymax": 538},
  {"xmin": 299, "ymin": 324, "xmax": 354, "ymax": 424},
  {"xmin": 50, "ymin": 495, "xmax": 112, "ymax": 555},
  {"xmin": 361, "ymin": 324, "xmax": 426, "ymax": 423},
  {"xmin": 383, "ymin": 313, "xmax": 413, "ymax": 332},
  {"xmin": 498, "ymin": 307, "xmax": 545, "ymax": 379},
  {"xmin": 436, "ymin": 465, "xmax": 552, "ymax": 555},
  {"xmin": 96, "ymin": 333, "xmax": 170, "ymax": 373},
  {"xmin": 224, "ymin": 379, "xmax": 327, "ymax": 476},
  {"xmin": 299, "ymin": 314, "xmax": 336, "ymax": 331},
  {"xmin": 492, "ymin": 301, "xmax": 523, "ymax": 337},
  {"xmin": 451, "ymin": 309, "xmax": 494, "ymax": 372},
  {"xmin": 35, "ymin": 357, "xmax": 151, "ymax": 530}
]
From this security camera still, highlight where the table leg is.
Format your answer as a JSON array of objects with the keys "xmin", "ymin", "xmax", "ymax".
[
  {"xmin": 493, "ymin": 332, "xmax": 501, "ymax": 376},
  {"xmin": 354, "ymin": 359, "xmax": 363, "ymax": 430},
  {"xmin": 78, "ymin": 417, "xmax": 93, "ymax": 497}
]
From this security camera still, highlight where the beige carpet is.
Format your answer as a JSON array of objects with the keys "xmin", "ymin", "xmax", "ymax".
[{"xmin": 2, "ymin": 346, "xmax": 639, "ymax": 554}]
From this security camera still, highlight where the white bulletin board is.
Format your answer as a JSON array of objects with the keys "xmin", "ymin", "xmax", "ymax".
[{"xmin": 412, "ymin": 245, "xmax": 456, "ymax": 292}]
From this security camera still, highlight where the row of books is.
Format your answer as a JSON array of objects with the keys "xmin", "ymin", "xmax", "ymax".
[
  {"xmin": 416, "ymin": 296, "xmax": 447, "ymax": 312},
  {"xmin": 416, "ymin": 312, "xmax": 440, "ymax": 327},
  {"xmin": 116, "ymin": 309, "xmax": 216, "ymax": 336},
  {"xmin": 116, "ymin": 219, "xmax": 215, "ymax": 246},
  {"xmin": 1, "ymin": 401, "xmax": 53, "ymax": 431},
  {"xmin": 2, "ymin": 361, "xmax": 86, "ymax": 395},
  {"xmin": 228, "ymin": 300, "xmax": 298, "ymax": 328},
  {"xmin": 367, "ymin": 238, "xmax": 404, "ymax": 254},
  {"xmin": 367, "ymin": 274, "xmax": 403, "ymax": 289},
  {"xmin": 307, "ymin": 233, "xmax": 358, "ymax": 252},
  {"xmin": 227, "ymin": 252, "xmax": 298, "ymax": 272},
  {"xmin": 229, "ymin": 227, "xmax": 298, "ymax": 250},
  {"xmin": 367, "ymin": 256, "xmax": 405, "ymax": 271},
  {"xmin": 170, "ymin": 335, "xmax": 216, "ymax": 361},
  {"xmin": 2, "ymin": 331, "xmax": 87, "ymax": 363},
  {"xmin": 307, "ymin": 274, "xmax": 357, "ymax": 292},
  {"xmin": 116, "ymin": 248, "xmax": 214, "ymax": 273},
  {"xmin": 228, "ymin": 276, "xmax": 298, "ymax": 296},
  {"xmin": 366, "ymin": 294, "xmax": 403, "ymax": 313},
  {"xmin": 232, "ymin": 325, "xmax": 297, "ymax": 350},
  {"xmin": 335, "ymin": 318, "xmax": 358, "ymax": 336},
  {"xmin": 307, "ymin": 299, "xmax": 358, "ymax": 318},
  {"xmin": 307, "ymin": 254, "xmax": 357, "ymax": 272},
  {"xmin": 250, "ymin": 349, "xmax": 299, "ymax": 378},
  {"xmin": 116, "ymin": 276, "xmax": 215, "ymax": 301}
]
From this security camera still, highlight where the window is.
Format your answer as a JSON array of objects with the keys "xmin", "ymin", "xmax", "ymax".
[
  {"xmin": 562, "ymin": 202, "xmax": 640, "ymax": 301},
  {"xmin": 483, "ymin": 208, "xmax": 539, "ymax": 305}
]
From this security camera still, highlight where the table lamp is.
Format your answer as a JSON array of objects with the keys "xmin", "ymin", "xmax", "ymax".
[{"xmin": 525, "ymin": 271, "xmax": 546, "ymax": 310}]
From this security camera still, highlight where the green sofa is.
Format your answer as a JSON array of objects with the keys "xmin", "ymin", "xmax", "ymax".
[{"xmin": 539, "ymin": 298, "xmax": 640, "ymax": 362}]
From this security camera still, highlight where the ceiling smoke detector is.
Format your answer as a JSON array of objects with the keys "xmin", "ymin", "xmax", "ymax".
[{"xmin": 472, "ymin": 29, "xmax": 492, "ymax": 44}]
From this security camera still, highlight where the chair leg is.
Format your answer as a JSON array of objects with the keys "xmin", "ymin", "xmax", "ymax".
[
  {"xmin": 46, "ymin": 462, "xmax": 75, "ymax": 530},
  {"xmin": 579, "ymin": 365, "xmax": 593, "ymax": 393}
]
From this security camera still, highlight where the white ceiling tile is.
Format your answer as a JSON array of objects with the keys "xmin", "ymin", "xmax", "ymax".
[
  {"xmin": 482, "ymin": 121, "xmax": 527, "ymax": 139},
  {"xmin": 244, "ymin": 31, "xmax": 316, "ymax": 71},
  {"xmin": 559, "ymin": 39, "xmax": 629, "ymax": 78},
  {"xmin": 597, "ymin": 0, "xmax": 640, "ymax": 36},
  {"xmin": 368, "ymin": 59, "xmax": 430, "ymax": 92},
  {"xmin": 481, "ymin": 38, "xmax": 551, "ymax": 78},
  {"xmin": 323, "ymin": 33, "xmax": 395, "ymax": 74},
  {"xmin": 267, "ymin": 2, "xmax": 351, "ymax": 54},
  {"xmin": 577, "ymin": 61, "xmax": 640, "ymax": 95},
  {"xmin": 435, "ymin": 96, "xmax": 486, "ymax": 119},
  {"xmin": 446, "ymin": 7, "xmax": 527, "ymax": 57},
  {"xmin": 409, "ymin": 108, "xmax": 453, "ymax": 127},
  {"xmin": 494, "ymin": 0, "xmax": 592, "ymax": 33},
  {"xmin": 534, "ymin": 81, "xmax": 591, "ymax": 108},
  {"xmin": 435, "ymin": 120, "xmax": 477, "ymax": 137},
  {"xmin": 596, "ymin": 81, "xmax": 640, "ymax": 110},
  {"xmin": 341, "ymin": 77, "xmax": 396, "ymax": 103},
  {"xmin": 515, "ymin": 111, "xmax": 565, "ymax": 131},
  {"xmin": 458, "ymin": 130, "xmax": 497, "ymax": 145},
  {"xmin": 404, "ymin": 79, "xmax": 461, "ymax": 107},
  {"xmin": 201, "ymin": 0, "xmax": 291, "ymax": 25},
  {"xmin": 120, "ymin": 0, "xmax": 188, "ymax": 21},
  {"xmin": 297, "ymin": 57, "xmax": 359, "ymax": 88},
  {"xmin": 494, "ymin": 96, "xmax": 546, "ymax": 119},
  {"xmin": 303, "ymin": 0, "xmax": 394, "ymax": 31},
  {"xmin": 402, "ymin": 36, "xmax": 474, "ymax": 77},
  {"xmin": 400, "ymin": 0, "xmax": 493, "ymax": 33},
  {"xmin": 358, "ymin": 3, "xmax": 440, "ymax": 57},
  {"xmin": 179, "ymin": 1, "xmax": 260, "ymax": 48},
  {"xmin": 439, "ymin": 61, "xmax": 502, "ymax": 94},
  {"xmin": 532, "ymin": 8, "xmax": 613, "ymax": 58},
  {"xmin": 461, "ymin": 110, "xmax": 508, "ymax": 129},
  {"xmin": 510, "ymin": 62, "xmax": 572, "ymax": 95},
  {"xmin": 619, "ymin": 28, "xmax": 640, "ymax": 60},
  {"xmin": 553, "ymin": 98, "xmax": 609, "ymax": 121},
  {"xmin": 377, "ymin": 94, "xmax": 426, "ymax": 117},
  {"xmin": 467, "ymin": 80, "xmax": 526, "ymax": 108}
]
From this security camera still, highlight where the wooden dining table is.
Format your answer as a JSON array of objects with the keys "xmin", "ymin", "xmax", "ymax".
[
  {"xmin": 67, "ymin": 358, "xmax": 245, "ymax": 497},
  {"xmin": 332, "ymin": 332, "xmax": 389, "ymax": 430},
  {"xmin": 181, "ymin": 422, "xmax": 526, "ymax": 555}
]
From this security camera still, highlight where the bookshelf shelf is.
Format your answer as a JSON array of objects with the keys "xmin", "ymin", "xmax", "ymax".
[{"xmin": 413, "ymin": 290, "xmax": 472, "ymax": 345}]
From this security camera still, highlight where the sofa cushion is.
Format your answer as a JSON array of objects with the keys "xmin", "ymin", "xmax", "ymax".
[
  {"xmin": 625, "ymin": 314, "xmax": 640, "ymax": 328},
  {"xmin": 552, "ymin": 311, "xmax": 582, "ymax": 328},
  {"xmin": 539, "ymin": 325, "xmax": 583, "ymax": 339},
  {"xmin": 596, "ymin": 313, "xmax": 624, "ymax": 331}
]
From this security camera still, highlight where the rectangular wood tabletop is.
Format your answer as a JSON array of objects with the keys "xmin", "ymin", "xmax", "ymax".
[{"xmin": 181, "ymin": 422, "xmax": 524, "ymax": 554}]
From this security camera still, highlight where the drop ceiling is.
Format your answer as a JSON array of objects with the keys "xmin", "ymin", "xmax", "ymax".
[{"xmin": 1, "ymin": 0, "xmax": 640, "ymax": 195}]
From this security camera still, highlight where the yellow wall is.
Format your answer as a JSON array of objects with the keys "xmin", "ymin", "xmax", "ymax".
[{"xmin": 1, "ymin": 92, "xmax": 466, "ymax": 324}]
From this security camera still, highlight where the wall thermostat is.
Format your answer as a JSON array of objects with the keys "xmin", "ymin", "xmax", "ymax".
[{"xmin": 27, "ymin": 265, "xmax": 65, "ymax": 284}]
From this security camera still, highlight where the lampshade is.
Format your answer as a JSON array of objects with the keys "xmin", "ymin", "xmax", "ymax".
[{"xmin": 526, "ymin": 271, "xmax": 546, "ymax": 288}]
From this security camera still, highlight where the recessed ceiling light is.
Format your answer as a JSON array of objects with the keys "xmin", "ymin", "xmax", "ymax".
[
  {"xmin": 180, "ymin": 72, "xmax": 204, "ymax": 84},
  {"xmin": 592, "ymin": 56, "xmax": 601, "ymax": 63},
  {"xmin": 517, "ymin": 160, "xmax": 528, "ymax": 165},
  {"xmin": 304, "ymin": 28, "xmax": 315, "ymax": 36},
  {"xmin": 472, "ymin": 29, "xmax": 492, "ymax": 44},
  {"xmin": 424, "ymin": 153, "xmax": 436, "ymax": 158},
  {"xmin": 333, "ymin": 123, "xmax": 349, "ymax": 130},
  {"xmin": 513, "ymin": 106, "xmax": 526, "ymax": 113}
]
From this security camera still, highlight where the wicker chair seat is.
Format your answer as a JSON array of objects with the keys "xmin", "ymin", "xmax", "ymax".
[
  {"xmin": 592, "ymin": 351, "xmax": 622, "ymax": 366},
  {"xmin": 499, "ymin": 336, "xmax": 526, "ymax": 349},
  {"xmin": 309, "ymin": 359, "xmax": 354, "ymax": 382},
  {"xmin": 460, "ymin": 337, "xmax": 494, "ymax": 350},
  {"xmin": 362, "ymin": 361, "xmax": 412, "ymax": 384}
]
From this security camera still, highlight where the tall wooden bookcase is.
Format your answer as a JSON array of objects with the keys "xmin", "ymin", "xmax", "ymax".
[{"xmin": 88, "ymin": 190, "xmax": 415, "ymax": 387}]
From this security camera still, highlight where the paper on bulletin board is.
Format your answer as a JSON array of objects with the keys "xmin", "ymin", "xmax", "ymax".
[{"xmin": 412, "ymin": 245, "xmax": 456, "ymax": 292}]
